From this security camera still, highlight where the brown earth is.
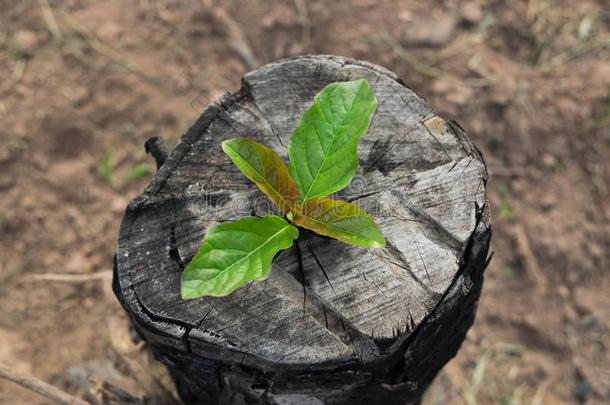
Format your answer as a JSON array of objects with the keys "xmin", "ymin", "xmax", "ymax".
[{"xmin": 1, "ymin": 0, "xmax": 609, "ymax": 404}]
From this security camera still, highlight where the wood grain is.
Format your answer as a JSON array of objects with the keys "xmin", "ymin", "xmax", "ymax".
[{"xmin": 114, "ymin": 55, "xmax": 491, "ymax": 404}]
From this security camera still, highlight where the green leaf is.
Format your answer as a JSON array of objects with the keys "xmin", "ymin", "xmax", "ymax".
[
  {"xmin": 222, "ymin": 138, "xmax": 299, "ymax": 215},
  {"xmin": 181, "ymin": 215, "xmax": 299, "ymax": 299},
  {"xmin": 288, "ymin": 79, "xmax": 377, "ymax": 204},
  {"xmin": 294, "ymin": 198, "xmax": 385, "ymax": 248}
]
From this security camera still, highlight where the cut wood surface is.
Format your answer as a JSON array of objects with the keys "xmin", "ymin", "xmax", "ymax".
[{"xmin": 114, "ymin": 55, "xmax": 491, "ymax": 404}]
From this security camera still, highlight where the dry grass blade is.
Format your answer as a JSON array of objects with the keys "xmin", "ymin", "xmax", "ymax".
[
  {"xmin": 0, "ymin": 363, "xmax": 89, "ymax": 405},
  {"xmin": 512, "ymin": 224, "xmax": 548, "ymax": 292}
]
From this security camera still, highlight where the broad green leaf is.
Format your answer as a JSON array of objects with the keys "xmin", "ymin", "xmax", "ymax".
[
  {"xmin": 288, "ymin": 79, "xmax": 377, "ymax": 204},
  {"xmin": 181, "ymin": 216, "xmax": 299, "ymax": 299},
  {"xmin": 222, "ymin": 138, "xmax": 298, "ymax": 215},
  {"xmin": 294, "ymin": 198, "xmax": 385, "ymax": 248}
]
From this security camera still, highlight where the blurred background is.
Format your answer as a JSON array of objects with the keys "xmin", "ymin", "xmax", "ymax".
[{"xmin": 1, "ymin": 0, "xmax": 609, "ymax": 404}]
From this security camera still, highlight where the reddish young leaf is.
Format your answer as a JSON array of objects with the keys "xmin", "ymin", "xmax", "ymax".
[
  {"xmin": 294, "ymin": 197, "xmax": 385, "ymax": 248},
  {"xmin": 222, "ymin": 138, "xmax": 299, "ymax": 215}
]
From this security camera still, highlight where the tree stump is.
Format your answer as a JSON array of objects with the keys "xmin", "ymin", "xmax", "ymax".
[{"xmin": 113, "ymin": 55, "xmax": 491, "ymax": 405}]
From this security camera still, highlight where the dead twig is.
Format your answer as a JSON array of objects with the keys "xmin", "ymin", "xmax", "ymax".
[
  {"xmin": 538, "ymin": 34, "xmax": 610, "ymax": 72},
  {"xmin": 39, "ymin": 0, "xmax": 63, "ymax": 41},
  {"xmin": 0, "ymin": 363, "xmax": 89, "ymax": 405},
  {"xmin": 293, "ymin": 0, "xmax": 312, "ymax": 49},
  {"xmin": 512, "ymin": 224, "xmax": 548, "ymax": 292},
  {"xmin": 201, "ymin": 0, "xmax": 259, "ymax": 70},
  {"xmin": 427, "ymin": 32, "xmax": 484, "ymax": 65},
  {"xmin": 377, "ymin": 34, "xmax": 488, "ymax": 88},
  {"xmin": 378, "ymin": 34, "xmax": 447, "ymax": 79},
  {"xmin": 25, "ymin": 271, "xmax": 113, "ymax": 283}
]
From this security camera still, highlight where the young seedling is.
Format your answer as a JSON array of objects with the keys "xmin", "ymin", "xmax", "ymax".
[{"xmin": 181, "ymin": 79, "xmax": 385, "ymax": 299}]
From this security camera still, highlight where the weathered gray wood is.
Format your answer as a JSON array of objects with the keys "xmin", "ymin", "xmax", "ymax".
[{"xmin": 113, "ymin": 55, "xmax": 491, "ymax": 405}]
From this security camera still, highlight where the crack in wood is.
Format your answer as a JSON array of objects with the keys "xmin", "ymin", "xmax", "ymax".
[
  {"xmin": 270, "ymin": 254, "xmax": 380, "ymax": 360},
  {"xmin": 381, "ymin": 241, "xmax": 436, "ymax": 295},
  {"xmin": 447, "ymin": 119, "xmax": 477, "ymax": 159},
  {"xmin": 307, "ymin": 244, "xmax": 336, "ymax": 295},
  {"xmin": 345, "ymin": 190, "xmax": 379, "ymax": 203},
  {"xmin": 421, "ymin": 115, "xmax": 453, "ymax": 162},
  {"xmin": 294, "ymin": 240, "xmax": 307, "ymax": 314},
  {"xmin": 363, "ymin": 126, "xmax": 420, "ymax": 174},
  {"xmin": 215, "ymin": 110, "xmax": 247, "ymax": 138},
  {"xmin": 129, "ymin": 275, "xmax": 193, "ymax": 353},
  {"xmin": 412, "ymin": 235, "xmax": 432, "ymax": 285},
  {"xmin": 447, "ymin": 157, "xmax": 475, "ymax": 193},
  {"xmin": 168, "ymin": 224, "xmax": 185, "ymax": 271},
  {"xmin": 385, "ymin": 189, "xmax": 464, "ymax": 253},
  {"xmin": 447, "ymin": 159, "xmax": 461, "ymax": 173}
]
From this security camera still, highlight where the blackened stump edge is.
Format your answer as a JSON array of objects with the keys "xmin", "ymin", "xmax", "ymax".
[{"xmin": 113, "ymin": 55, "xmax": 491, "ymax": 405}]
